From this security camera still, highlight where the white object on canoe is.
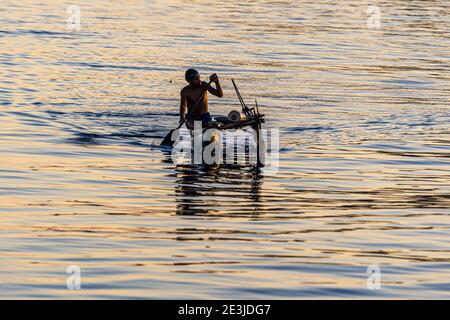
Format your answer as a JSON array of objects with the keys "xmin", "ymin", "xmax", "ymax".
[{"xmin": 228, "ymin": 110, "xmax": 246, "ymax": 122}]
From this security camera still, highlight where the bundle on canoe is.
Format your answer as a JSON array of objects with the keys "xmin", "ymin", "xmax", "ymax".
[{"xmin": 213, "ymin": 113, "xmax": 265, "ymax": 130}]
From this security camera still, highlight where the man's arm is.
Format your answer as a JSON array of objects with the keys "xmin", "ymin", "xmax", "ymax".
[
  {"xmin": 207, "ymin": 74, "xmax": 224, "ymax": 98},
  {"xmin": 179, "ymin": 90, "xmax": 187, "ymax": 123}
]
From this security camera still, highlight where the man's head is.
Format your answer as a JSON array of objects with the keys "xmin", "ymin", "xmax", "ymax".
[{"xmin": 185, "ymin": 68, "xmax": 201, "ymax": 87}]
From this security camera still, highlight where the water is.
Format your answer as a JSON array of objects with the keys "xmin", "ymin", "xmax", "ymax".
[{"xmin": 0, "ymin": 0, "xmax": 449, "ymax": 299}]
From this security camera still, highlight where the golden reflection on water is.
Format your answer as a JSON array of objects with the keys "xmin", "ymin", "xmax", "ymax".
[{"xmin": 175, "ymin": 165, "xmax": 263, "ymax": 216}]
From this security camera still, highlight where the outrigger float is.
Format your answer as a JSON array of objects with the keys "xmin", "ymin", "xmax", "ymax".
[{"xmin": 161, "ymin": 79, "xmax": 266, "ymax": 166}]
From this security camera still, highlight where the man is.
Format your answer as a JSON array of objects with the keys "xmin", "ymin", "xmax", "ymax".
[{"xmin": 180, "ymin": 69, "xmax": 223, "ymax": 130}]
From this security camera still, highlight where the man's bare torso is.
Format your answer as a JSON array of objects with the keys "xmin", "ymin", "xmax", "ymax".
[
  {"xmin": 181, "ymin": 81, "xmax": 209, "ymax": 120},
  {"xmin": 179, "ymin": 72, "xmax": 223, "ymax": 127}
]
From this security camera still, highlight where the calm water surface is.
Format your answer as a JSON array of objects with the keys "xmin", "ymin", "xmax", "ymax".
[{"xmin": 0, "ymin": 0, "xmax": 449, "ymax": 299}]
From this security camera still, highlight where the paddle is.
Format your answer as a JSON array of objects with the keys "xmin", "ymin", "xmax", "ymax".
[{"xmin": 161, "ymin": 79, "xmax": 213, "ymax": 147}]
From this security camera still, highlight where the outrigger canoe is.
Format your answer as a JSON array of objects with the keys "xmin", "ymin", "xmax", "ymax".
[{"xmin": 161, "ymin": 79, "xmax": 266, "ymax": 166}]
